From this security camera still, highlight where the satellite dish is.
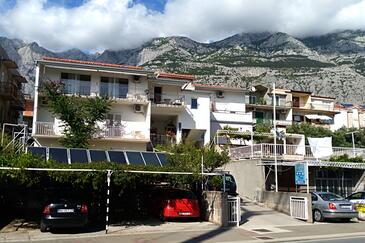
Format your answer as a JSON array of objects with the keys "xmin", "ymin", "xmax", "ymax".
[{"xmin": 251, "ymin": 86, "xmax": 256, "ymax": 92}]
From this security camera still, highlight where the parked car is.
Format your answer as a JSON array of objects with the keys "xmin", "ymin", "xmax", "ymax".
[
  {"xmin": 40, "ymin": 199, "xmax": 88, "ymax": 232},
  {"xmin": 206, "ymin": 173, "xmax": 237, "ymax": 196},
  {"xmin": 311, "ymin": 192, "xmax": 358, "ymax": 222},
  {"xmin": 150, "ymin": 188, "xmax": 200, "ymax": 221},
  {"xmin": 346, "ymin": 191, "xmax": 365, "ymax": 205}
]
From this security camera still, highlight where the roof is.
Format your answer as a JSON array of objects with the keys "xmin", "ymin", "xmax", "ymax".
[
  {"xmin": 41, "ymin": 56, "xmax": 143, "ymax": 70},
  {"xmin": 290, "ymin": 90, "xmax": 312, "ymax": 94},
  {"xmin": 156, "ymin": 72, "xmax": 194, "ymax": 81},
  {"xmin": 311, "ymin": 95, "xmax": 335, "ymax": 100},
  {"xmin": 193, "ymin": 83, "xmax": 245, "ymax": 91}
]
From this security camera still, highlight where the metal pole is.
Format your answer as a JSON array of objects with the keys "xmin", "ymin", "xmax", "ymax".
[
  {"xmin": 201, "ymin": 154, "xmax": 204, "ymax": 191},
  {"xmin": 223, "ymin": 173, "xmax": 226, "ymax": 192},
  {"xmin": 105, "ymin": 170, "xmax": 112, "ymax": 234},
  {"xmin": 352, "ymin": 132, "xmax": 355, "ymax": 156},
  {"xmin": 273, "ymin": 82, "xmax": 278, "ymax": 192},
  {"xmin": 306, "ymin": 161, "xmax": 309, "ymax": 194},
  {"xmin": 251, "ymin": 129, "xmax": 254, "ymax": 158}
]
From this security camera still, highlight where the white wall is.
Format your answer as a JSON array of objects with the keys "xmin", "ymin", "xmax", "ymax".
[{"xmin": 211, "ymin": 91, "xmax": 246, "ymax": 113}]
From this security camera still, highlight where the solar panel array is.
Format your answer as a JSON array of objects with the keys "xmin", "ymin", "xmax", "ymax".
[{"xmin": 27, "ymin": 147, "xmax": 168, "ymax": 167}]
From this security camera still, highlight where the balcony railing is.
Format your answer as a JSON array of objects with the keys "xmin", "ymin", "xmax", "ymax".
[
  {"xmin": 35, "ymin": 122, "xmax": 56, "ymax": 136},
  {"xmin": 62, "ymin": 80, "xmax": 91, "ymax": 96},
  {"xmin": 94, "ymin": 126, "xmax": 148, "ymax": 140},
  {"xmin": 150, "ymin": 133, "xmax": 176, "ymax": 146},
  {"xmin": 150, "ymin": 93, "xmax": 185, "ymax": 106},
  {"xmin": 310, "ymin": 103, "xmax": 334, "ymax": 111},
  {"xmin": 253, "ymin": 118, "xmax": 292, "ymax": 126},
  {"xmin": 245, "ymin": 96, "xmax": 290, "ymax": 107},
  {"xmin": 229, "ymin": 143, "xmax": 365, "ymax": 161}
]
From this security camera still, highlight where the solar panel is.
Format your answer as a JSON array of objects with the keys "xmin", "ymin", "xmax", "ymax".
[
  {"xmin": 28, "ymin": 147, "xmax": 47, "ymax": 160},
  {"xmin": 108, "ymin": 151, "xmax": 127, "ymax": 164},
  {"xmin": 142, "ymin": 152, "xmax": 161, "ymax": 167},
  {"xmin": 126, "ymin": 151, "xmax": 145, "ymax": 166},
  {"xmin": 89, "ymin": 150, "xmax": 108, "ymax": 162},
  {"xmin": 157, "ymin": 153, "xmax": 168, "ymax": 166},
  {"xmin": 48, "ymin": 147, "xmax": 68, "ymax": 163},
  {"xmin": 70, "ymin": 149, "xmax": 89, "ymax": 163}
]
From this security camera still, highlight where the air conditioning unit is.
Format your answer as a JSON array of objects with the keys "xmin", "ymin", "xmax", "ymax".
[
  {"xmin": 133, "ymin": 104, "xmax": 144, "ymax": 113},
  {"xmin": 216, "ymin": 91, "xmax": 224, "ymax": 98}
]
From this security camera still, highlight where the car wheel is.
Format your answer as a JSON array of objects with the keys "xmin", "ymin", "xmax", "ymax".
[
  {"xmin": 159, "ymin": 210, "xmax": 165, "ymax": 222},
  {"xmin": 40, "ymin": 222, "xmax": 47, "ymax": 232},
  {"xmin": 313, "ymin": 210, "xmax": 324, "ymax": 222}
]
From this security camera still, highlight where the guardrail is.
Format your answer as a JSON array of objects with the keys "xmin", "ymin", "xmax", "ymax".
[
  {"xmin": 229, "ymin": 143, "xmax": 365, "ymax": 160},
  {"xmin": 290, "ymin": 196, "xmax": 308, "ymax": 220}
]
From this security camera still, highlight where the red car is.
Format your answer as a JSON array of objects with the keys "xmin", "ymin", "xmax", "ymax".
[{"xmin": 150, "ymin": 188, "xmax": 200, "ymax": 221}]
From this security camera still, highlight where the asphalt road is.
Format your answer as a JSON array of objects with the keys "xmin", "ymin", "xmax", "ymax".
[{"xmin": 300, "ymin": 236, "xmax": 365, "ymax": 243}]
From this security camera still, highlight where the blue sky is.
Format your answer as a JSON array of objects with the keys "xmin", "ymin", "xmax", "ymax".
[
  {"xmin": 0, "ymin": 0, "xmax": 364, "ymax": 52},
  {"xmin": 1, "ymin": 0, "xmax": 167, "ymax": 12}
]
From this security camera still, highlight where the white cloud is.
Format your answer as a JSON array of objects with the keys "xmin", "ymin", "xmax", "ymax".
[{"xmin": 0, "ymin": 0, "xmax": 364, "ymax": 52}]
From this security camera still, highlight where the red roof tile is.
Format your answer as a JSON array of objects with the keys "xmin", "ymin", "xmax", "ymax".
[
  {"xmin": 42, "ymin": 57, "xmax": 143, "ymax": 70},
  {"xmin": 157, "ymin": 72, "xmax": 194, "ymax": 81},
  {"xmin": 194, "ymin": 83, "xmax": 244, "ymax": 91}
]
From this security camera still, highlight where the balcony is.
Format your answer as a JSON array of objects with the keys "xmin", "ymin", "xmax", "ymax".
[
  {"xmin": 310, "ymin": 103, "xmax": 334, "ymax": 111},
  {"xmin": 150, "ymin": 133, "xmax": 176, "ymax": 146},
  {"xmin": 150, "ymin": 93, "xmax": 185, "ymax": 114},
  {"xmin": 63, "ymin": 80, "xmax": 91, "ymax": 96},
  {"xmin": 34, "ymin": 122, "xmax": 149, "ymax": 141},
  {"xmin": 35, "ymin": 122, "xmax": 57, "ymax": 136},
  {"xmin": 253, "ymin": 118, "xmax": 292, "ymax": 126},
  {"xmin": 94, "ymin": 126, "xmax": 148, "ymax": 141},
  {"xmin": 245, "ymin": 96, "xmax": 291, "ymax": 109},
  {"xmin": 229, "ymin": 143, "xmax": 365, "ymax": 161}
]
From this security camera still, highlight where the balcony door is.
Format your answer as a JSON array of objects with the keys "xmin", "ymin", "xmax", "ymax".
[
  {"xmin": 293, "ymin": 97, "xmax": 300, "ymax": 107},
  {"xmin": 106, "ymin": 113, "xmax": 122, "ymax": 137},
  {"xmin": 100, "ymin": 77, "xmax": 128, "ymax": 98},
  {"xmin": 154, "ymin": 86, "xmax": 162, "ymax": 103}
]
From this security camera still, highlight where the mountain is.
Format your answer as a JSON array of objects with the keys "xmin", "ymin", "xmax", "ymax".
[{"xmin": 1, "ymin": 30, "xmax": 365, "ymax": 103}]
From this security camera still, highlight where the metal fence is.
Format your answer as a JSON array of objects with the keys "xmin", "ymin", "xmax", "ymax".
[
  {"xmin": 227, "ymin": 196, "xmax": 241, "ymax": 226},
  {"xmin": 289, "ymin": 196, "xmax": 308, "ymax": 220}
]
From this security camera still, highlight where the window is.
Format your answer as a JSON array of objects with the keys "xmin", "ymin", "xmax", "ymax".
[
  {"xmin": 61, "ymin": 72, "xmax": 91, "ymax": 95},
  {"xmin": 249, "ymin": 96, "xmax": 256, "ymax": 104},
  {"xmin": 100, "ymin": 77, "xmax": 128, "ymax": 98},
  {"xmin": 347, "ymin": 192, "xmax": 363, "ymax": 200},
  {"xmin": 293, "ymin": 115, "xmax": 303, "ymax": 122},
  {"xmin": 191, "ymin": 98, "xmax": 198, "ymax": 109},
  {"xmin": 106, "ymin": 113, "xmax": 122, "ymax": 127},
  {"xmin": 311, "ymin": 193, "xmax": 318, "ymax": 202}
]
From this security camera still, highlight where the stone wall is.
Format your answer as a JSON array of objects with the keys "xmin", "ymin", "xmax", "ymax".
[{"xmin": 201, "ymin": 191, "xmax": 228, "ymax": 226}]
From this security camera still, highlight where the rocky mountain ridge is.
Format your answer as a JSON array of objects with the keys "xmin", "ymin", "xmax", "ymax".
[{"xmin": 1, "ymin": 30, "xmax": 365, "ymax": 103}]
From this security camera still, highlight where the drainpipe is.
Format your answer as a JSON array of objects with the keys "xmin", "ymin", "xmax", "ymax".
[{"xmin": 32, "ymin": 65, "xmax": 40, "ymax": 136}]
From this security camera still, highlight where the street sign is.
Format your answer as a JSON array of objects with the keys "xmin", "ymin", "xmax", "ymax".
[{"xmin": 295, "ymin": 163, "xmax": 307, "ymax": 185}]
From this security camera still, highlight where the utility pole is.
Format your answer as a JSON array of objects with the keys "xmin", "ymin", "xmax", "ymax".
[
  {"xmin": 346, "ymin": 131, "xmax": 359, "ymax": 157},
  {"xmin": 273, "ymin": 83, "xmax": 278, "ymax": 192}
]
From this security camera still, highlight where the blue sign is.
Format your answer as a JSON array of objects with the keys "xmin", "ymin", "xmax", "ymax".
[{"xmin": 295, "ymin": 163, "xmax": 307, "ymax": 185}]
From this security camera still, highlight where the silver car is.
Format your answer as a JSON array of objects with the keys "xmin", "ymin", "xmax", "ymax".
[{"xmin": 311, "ymin": 192, "xmax": 358, "ymax": 222}]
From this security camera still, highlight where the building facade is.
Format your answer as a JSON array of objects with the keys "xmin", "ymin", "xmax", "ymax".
[
  {"xmin": 32, "ymin": 57, "xmax": 244, "ymax": 150},
  {"xmin": 0, "ymin": 46, "xmax": 27, "ymax": 125}
]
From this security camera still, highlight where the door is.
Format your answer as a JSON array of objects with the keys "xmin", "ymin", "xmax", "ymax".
[
  {"xmin": 255, "ymin": 111, "xmax": 264, "ymax": 124},
  {"xmin": 154, "ymin": 87, "xmax": 162, "ymax": 103},
  {"xmin": 293, "ymin": 97, "xmax": 300, "ymax": 107}
]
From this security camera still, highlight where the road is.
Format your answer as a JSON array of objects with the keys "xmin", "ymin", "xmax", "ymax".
[{"xmin": 301, "ymin": 236, "xmax": 365, "ymax": 243}]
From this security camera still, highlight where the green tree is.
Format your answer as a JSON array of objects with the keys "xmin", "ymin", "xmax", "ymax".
[{"xmin": 43, "ymin": 81, "xmax": 112, "ymax": 148}]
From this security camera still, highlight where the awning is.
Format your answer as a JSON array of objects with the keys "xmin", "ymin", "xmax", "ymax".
[{"xmin": 305, "ymin": 114, "xmax": 332, "ymax": 120}]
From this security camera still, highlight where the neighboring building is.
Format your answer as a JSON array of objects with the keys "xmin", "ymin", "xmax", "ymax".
[
  {"xmin": 0, "ymin": 45, "xmax": 27, "ymax": 125},
  {"xmin": 32, "ymin": 57, "xmax": 224, "ymax": 150},
  {"xmin": 331, "ymin": 103, "xmax": 365, "ymax": 131},
  {"xmin": 291, "ymin": 91, "xmax": 337, "ymax": 128},
  {"xmin": 245, "ymin": 85, "xmax": 292, "ymax": 131}
]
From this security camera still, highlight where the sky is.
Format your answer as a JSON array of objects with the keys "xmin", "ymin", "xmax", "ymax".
[{"xmin": 0, "ymin": 0, "xmax": 364, "ymax": 52}]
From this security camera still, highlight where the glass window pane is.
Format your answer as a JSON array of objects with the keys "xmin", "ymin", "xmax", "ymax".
[
  {"xmin": 157, "ymin": 153, "xmax": 168, "ymax": 166},
  {"xmin": 28, "ymin": 147, "xmax": 46, "ymax": 160},
  {"xmin": 191, "ymin": 98, "xmax": 198, "ymax": 109},
  {"xmin": 49, "ymin": 148, "xmax": 68, "ymax": 163},
  {"xmin": 70, "ymin": 149, "xmax": 89, "ymax": 163},
  {"xmin": 90, "ymin": 150, "xmax": 108, "ymax": 162},
  {"xmin": 116, "ymin": 78, "xmax": 128, "ymax": 98},
  {"xmin": 126, "ymin": 151, "xmax": 145, "ymax": 166},
  {"xmin": 108, "ymin": 151, "xmax": 127, "ymax": 164},
  {"xmin": 142, "ymin": 152, "xmax": 161, "ymax": 167}
]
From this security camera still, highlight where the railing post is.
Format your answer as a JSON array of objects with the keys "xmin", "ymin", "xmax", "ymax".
[{"xmin": 261, "ymin": 144, "xmax": 263, "ymax": 158}]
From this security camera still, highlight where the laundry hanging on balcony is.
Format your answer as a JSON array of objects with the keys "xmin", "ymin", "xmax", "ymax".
[{"xmin": 308, "ymin": 137, "xmax": 333, "ymax": 159}]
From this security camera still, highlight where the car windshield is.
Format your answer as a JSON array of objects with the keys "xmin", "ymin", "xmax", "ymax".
[
  {"xmin": 169, "ymin": 190, "xmax": 196, "ymax": 199},
  {"xmin": 319, "ymin": 193, "xmax": 344, "ymax": 201}
]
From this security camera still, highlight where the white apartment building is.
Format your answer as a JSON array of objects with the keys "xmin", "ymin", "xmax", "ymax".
[
  {"xmin": 32, "ymin": 57, "xmax": 252, "ymax": 150},
  {"xmin": 331, "ymin": 103, "xmax": 365, "ymax": 131}
]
